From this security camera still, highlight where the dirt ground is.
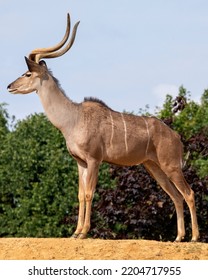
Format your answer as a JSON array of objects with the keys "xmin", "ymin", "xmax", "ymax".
[{"xmin": 0, "ymin": 238, "xmax": 208, "ymax": 260}]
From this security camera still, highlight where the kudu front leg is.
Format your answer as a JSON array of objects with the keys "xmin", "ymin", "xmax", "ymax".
[
  {"xmin": 71, "ymin": 165, "xmax": 85, "ymax": 238},
  {"xmin": 72, "ymin": 161, "xmax": 99, "ymax": 239}
]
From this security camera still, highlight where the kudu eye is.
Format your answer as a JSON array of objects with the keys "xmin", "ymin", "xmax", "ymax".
[{"xmin": 22, "ymin": 72, "xmax": 31, "ymax": 78}]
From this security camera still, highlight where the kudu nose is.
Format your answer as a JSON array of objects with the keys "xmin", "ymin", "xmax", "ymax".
[{"xmin": 7, "ymin": 83, "xmax": 15, "ymax": 93}]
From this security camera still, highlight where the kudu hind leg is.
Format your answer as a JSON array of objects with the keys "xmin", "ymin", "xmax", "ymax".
[
  {"xmin": 144, "ymin": 161, "xmax": 185, "ymax": 242},
  {"xmin": 163, "ymin": 167, "xmax": 199, "ymax": 242}
]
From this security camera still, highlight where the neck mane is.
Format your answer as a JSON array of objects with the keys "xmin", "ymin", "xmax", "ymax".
[{"xmin": 48, "ymin": 68, "xmax": 70, "ymax": 100}]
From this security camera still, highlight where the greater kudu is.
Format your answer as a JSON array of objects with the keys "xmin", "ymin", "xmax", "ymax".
[{"xmin": 7, "ymin": 13, "xmax": 199, "ymax": 241}]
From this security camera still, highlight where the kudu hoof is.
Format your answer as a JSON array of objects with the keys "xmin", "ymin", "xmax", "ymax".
[
  {"xmin": 174, "ymin": 236, "xmax": 184, "ymax": 242},
  {"xmin": 191, "ymin": 238, "xmax": 199, "ymax": 242},
  {"xmin": 77, "ymin": 233, "xmax": 87, "ymax": 239},
  {"xmin": 70, "ymin": 233, "xmax": 87, "ymax": 239},
  {"xmin": 71, "ymin": 233, "xmax": 79, "ymax": 239}
]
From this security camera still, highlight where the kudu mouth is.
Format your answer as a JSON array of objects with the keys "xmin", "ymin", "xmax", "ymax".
[
  {"xmin": 7, "ymin": 84, "xmax": 18, "ymax": 94},
  {"xmin": 7, "ymin": 83, "xmax": 28, "ymax": 94}
]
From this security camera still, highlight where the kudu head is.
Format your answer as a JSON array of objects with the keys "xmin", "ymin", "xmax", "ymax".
[{"xmin": 7, "ymin": 13, "xmax": 80, "ymax": 94}]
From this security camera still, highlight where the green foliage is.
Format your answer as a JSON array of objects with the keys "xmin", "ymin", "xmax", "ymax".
[
  {"xmin": 157, "ymin": 86, "xmax": 208, "ymax": 179},
  {"xmin": 157, "ymin": 94, "xmax": 174, "ymax": 119},
  {"xmin": 0, "ymin": 103, "xmax": 9, "ymax": 141},
  {"xmin": 0, "ymin": 113, "xmax": 78, "ymax": 236},
  {"xmin": 194, "ymin": 159, "xmax": 208, "ymax": 178},
  {"xmin": 158, "ymin": 86, "xmax": 208, "ymax": 139},
  {"xmin": 181, "ymin": 91, "xmax": 208, "ymax": 178}
]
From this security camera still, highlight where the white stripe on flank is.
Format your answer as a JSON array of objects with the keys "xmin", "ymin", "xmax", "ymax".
[
  {"xmin": 121, "ymin": 113, "xmax": 128, "ymax": 153},
  {"xmin": 142, "ymin": 117, "xmax": 150, "ymax": 156},
  {"xmin": 109, "ymin": 111, "xmax": 114, "ymax": 147}
]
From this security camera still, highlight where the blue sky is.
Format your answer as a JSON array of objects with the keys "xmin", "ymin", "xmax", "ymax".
[{"xmin": 1, "ymin": 0, "xmax": 208, "ymax": 120}]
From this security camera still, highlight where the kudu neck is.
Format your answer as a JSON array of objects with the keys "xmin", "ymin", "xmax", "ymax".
[{"xmin": 37, "ymin": 74, "xmax": 79, "ymax": 135}]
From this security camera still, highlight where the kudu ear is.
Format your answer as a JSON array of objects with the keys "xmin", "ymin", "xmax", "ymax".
[{"xmin": 24, "ymin": 57, "xmax": 48, "ymax": 74}]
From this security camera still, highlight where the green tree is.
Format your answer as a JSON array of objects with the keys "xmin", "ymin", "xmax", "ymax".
[
  {"xmin": 0, "ymin": 103, "xmax": 9, "ymax": 141},
  {"xmin": 157, "ymin": 86, "xmax": 208, "ymax": 179},
  {"xmin": 0, "ymin": 113, "xmax": 78, "ymax": 236}
]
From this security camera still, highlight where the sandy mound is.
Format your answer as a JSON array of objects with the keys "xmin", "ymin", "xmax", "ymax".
[{"xmin": 0, "ymin": 238, "xmax": 207, "ymax": 260}]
